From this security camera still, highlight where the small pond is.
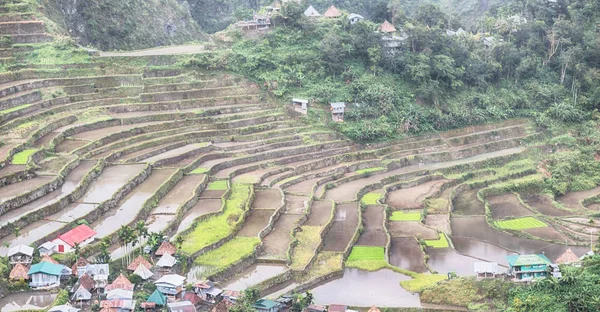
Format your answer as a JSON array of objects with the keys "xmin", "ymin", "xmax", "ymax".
[{"xmin": 0, "ymin": 292, "xmax": 56, "ymax": 312}]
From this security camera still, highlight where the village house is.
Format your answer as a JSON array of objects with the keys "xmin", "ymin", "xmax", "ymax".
[
  {"xmin": 168, "ymin": 301, "xmax": 196, "ymax": 312},
  {"xmin": 211, "ymin": 300, "xmax": 233, "ymax": 312},
  {"xmin": 127, "ymin": 255, "xmax": 153, "ymax": 271},
  {"xmin": 304, "ymin": 6, "xmax": 320, "ymax": 17},
  {"xmin": 193, "ymin": 281, "xmax": 222, "ymax": 303},
  {"xmin": 52, "ymin": 225, "xmax": 96, "ymax": 254},
  {"xmin": 100, "ymin": 300, "xmax": 136, "ymax": 312},
  {"xmin": 156, "ymin": 253, "xmax": 177, "ymax": 271},
  {"xmin": 330, "ymin": 102, "xmax": 346, "ymax": 122},
  {"xmin": 254, "ymin": 299, "xmax": 281, "ymax": 312},
  {"xmin": 507, "ymin": 254, "xmax": 552, "ymax": 281},
  {"xmin": 306, "ymin": 305, "xmax": 326, "ymax": 312},
  {"xmin": 155, "ymin": 241, "xmax": 177, "ymax": 257},
  {"xmin": 328, "ymin": 305, "xmax": 348, "ymax": 312},
  {"xmin": 155, "ymin": 274, "xmax": 186, "ymax": 298},
  {"xmin": 106, "ymin": 274, "xmax": 134, "ymax": 292},
  {"xmin": 38, "ymin": 242, "xmax": 57, "ymax": 256},
  {"xmin": 292, "ymin": 98, "xmax": 308, "ymax": 114},
  {"xmin": 556, "ymin": 248, "xmax": 581, "ymax": 266},
  {"xmin": 28, "ymin": 261, "xmax": 71, "ymax": 289},
  {"xmin": 107, "ymin": 288, "xmax": 134, "ymax": 301},
  {"xmin": 71, "ymin": 274, "xmax": 94, "ymax": 303},
  {"xmin": 133, "ymin": 264, "xmax": 154, "ymax": 280},
  {"xmin": 222, "ymin": 290, "xmax": 240, "ymax": 303},
  {"xmin": 348, "ymin": 13, "xmax": 364, "ymax": 25},
  {"xmin": 9, "ymin": 263, "xmax": 29, "ymax": 282},
  {"xmin": 145, "ymin": 289, "xmax": 167, "ymax": 309},
  {"xmin": 182, "ymin": 292, "xmax": 203, "ymax": 309},
  {"xmin": 8, "ymin": 244, "xmax": 34, "ymax": 265},
  {"xmin": 75, "ymin": 262, "xmax": 109, "ymax": 288},
  {"xmin": 323, "ymin": 5, "xmax": 342, "ymax": 18},
  {"xmin": 49, "ymin": 304, "xmax": 80, "ymax": 312},
  {"xmin": 380, "ymin": 20, "xmax": 396, "ymax": 33},
  {"xmin": 265, "ymin": 6, "xmax": 280, "ymax": 16},
  {"xmin": 40, "ymin": 255, "xmax": 59, "ymax": 264},
  {"xmin": 474, "ymin": 262, "xmax": 499, "ymax": 279}
]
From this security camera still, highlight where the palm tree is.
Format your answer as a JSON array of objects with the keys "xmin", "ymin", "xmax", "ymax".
[
  {"xmin": 175, "ymin": 236, "xmax": 184, "ymax": 250},
  {"xmin": 74, "ymin": 242, "xmax": 81, "ymax": 258},
  {"xmin": 118, "ymin": 226, "xmax": 130, "ymax": 266}
]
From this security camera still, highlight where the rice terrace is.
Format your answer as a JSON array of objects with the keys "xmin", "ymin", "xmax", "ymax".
[{"xmin": 0, "ymin": 0, "xmax": 599, "ymax": 311}]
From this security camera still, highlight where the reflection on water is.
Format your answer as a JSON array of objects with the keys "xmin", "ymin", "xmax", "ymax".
[
  {"xmin": 187, "ymin": 265, "xmax": 216, "ymax": 283},
  {"xmin": 222, "ymin": 264, "xmax": 287, "ymax": 291},
  {"xmin": 0, "ymin": 293, "xmax": 57, "ymax": 312},
  {"xmin": 311, "ymin": 268, "xmax": 421, "ymax": 308}
]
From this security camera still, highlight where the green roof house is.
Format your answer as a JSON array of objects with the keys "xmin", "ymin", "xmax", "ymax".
[
  {"xmin": 147, "ymin": 289, "xmax": 168, "ymax": 306},
  {"xmin": 253, "ymin": 299, "xmax": 281, "ymax": 312},
  {"xmin": 506, "ymin": 254, "xmax": 551, "ymax": 281},
  {"xmin": 28, "ymin": 262, "xmax": 71, "ymax": 289}
]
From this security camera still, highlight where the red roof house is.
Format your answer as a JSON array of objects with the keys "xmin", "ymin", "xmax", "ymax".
[
  {"xmin": 40, "ymin": 255, "xmax": 59, "ymax": 264},
  {"xmin": 105, "ymin": 273, "xmax": 134, "ymax": 291},
  {"xmin": 52, "ymin": 225, "xmax": 96, "ymax": 253},
  {"xmin": 556, "ymin": 248, "xmax": 580, "ymax": 264},
  {"xmin": 155, "ymin": 241, "xmax": 177, "ymax": 256},
  {"xmin": 127, "ymin": 255, "xmax": 153, "ymax": 271},
  {"xmin": 9, "ymin": 263, "xmax": 29, "ymax": 281},
  {"xmin": 323, "ymin": 5, "xmax": 342, "ymax": 18},
  {"xmin": 380, "ymin": 20, "xmax": 397, "ymax": 33}
]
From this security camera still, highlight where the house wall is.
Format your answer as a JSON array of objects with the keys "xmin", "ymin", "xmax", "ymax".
[{"xmin": 30, "ymin": 273, "xmax": 60, "ymax": 287}]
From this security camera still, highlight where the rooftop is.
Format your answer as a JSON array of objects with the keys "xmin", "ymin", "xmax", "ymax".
[
  {"xmin": 28, "ymin": 262, "xmax": 67, "ymax": 276},
  {"xmin": 56, "ymin": 225, "xmax": 96, "ymax": 247},
  {"xmin": 507, "ymin": 254, "xmax": 552, "ymax": 267},
  {"xmin": 8, "ymin": 244, "xmax": 34, "ymax": 257}
]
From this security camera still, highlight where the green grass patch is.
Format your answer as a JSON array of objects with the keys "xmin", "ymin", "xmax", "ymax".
[
  {"xmin": 424, "ymin": 233, "xmax": 449, "ymax": 248},
  {"xmin": 420, "ymin": 277, "xmax": 512, "ymax": 310},
  {"xmin": 290, "ymin": 226, "xmax": 322, "ymax": 271},
  {"xmin": 12, "ymin": 149, "xmax": 36, "ymax": 164},
  {"xmin": 347, "ymin": 246, "xmax": 386, "ymax": 261},
  {"xmin": 361, "ymin": 192, "xmax": 382, "ymax": 205},
  {"xmin": 390, "ymin": 211, "xmax": 422, "ymax": 221},
  {"xmin": 346, "ymin": 259, "xmax": 390, "ymax": 271},
  {"xmin": 494, "ymin": 217, "xmax": 547, "ymax": 230},
  {"xmin": 179, "ymin": 183, "xmax": 250, "ymax": 254},
  {"xmin": 207, "ymin": 180, "xmax": 228, "ymax": 190},
  {"xmin": 193, "ymin": 236, "xmax": 259, "ymax": 267},
  {"xmin": 0, "ymin": 104, "xmax": 31, "ymax": 116},
  {"xmin": 298, "ymin": 251, "xmax": 343, "ymax": 283},
  {"xmin": 191, "ymin": 167, "xmax": 209, "ymax": 174},
  {"xmin": 355, "ymin": 167, "xmax": 386, "ymax": 175},
  {"xmin": 400, "ymin": 273, "xmax": 448, "ymax": 292}
]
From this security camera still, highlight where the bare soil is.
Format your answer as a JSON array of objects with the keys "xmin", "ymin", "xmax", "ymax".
[
  {"xmin": 386, "ymin": 179, "xmax": 448, "ymax": 209},
  {"xmin": 556, "ymin": 186, "xmax": 600, "ymax": 210},
  {"xmin": 285, "ymin": 177, "xmax": 322, "ymax": 195},
  {"xmin": 452, "ymin": 188, "xmax": 485, "ymax": 215},
  {"xmin": 199, "ymin": 190, "xmax": 226, "ymax": 199},
  {"xmin": 356, "ymin": 205, "xmax": 386, "ymax": 246},
  {"xmin": 260, "ymin": 214, "xmax": 303, "ymax": 259},
  {"xmin": 389, "ymin": 237, "xmax": 428, "ymax": 273},
  {"xmin": 252, "ymin": 189, "xmax": 282, "ymax": 209},
  {"xmin": 55, "ymin": 139, "xmax": 89, "ymax": 153},
  {"xmin": 237, "ymin": 209, "xmax": 275, "ymax": 237},
  {"xmin": 176, "ymin": 199, "xmax": 223, "ymax": 234},
  {"xmin": 524, "ymin": 226, "xmax": 570, "ymax": 242},
  {"xmin": 425, "ymin": 214, "xmax": 451, "ymax": 234},
  {"xmin": 304, "ymin": 200, "xmax": 334, "ymax": 226},
  {"xmin": 284, "ymin": 195, "xmax": 307, "ymax": 214},
  {"xmin": 321, "ymin": 203, "xmax": 360, "ymax": 252},
  {"xmin": 488, "ymin": 193, "xmax": 534, "ymax": 219},
  {"xmin": 521, "ymin": 194, "xmax": 573, "ymax": 216},
  {"xmin": 388, "ymin": 221, "xmax": 439, "ymax": 239}
]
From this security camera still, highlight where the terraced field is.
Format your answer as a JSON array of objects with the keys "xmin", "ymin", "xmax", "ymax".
[{"xmin": 0, "ymin": 3, "xmax": 598, "ymax": 306}]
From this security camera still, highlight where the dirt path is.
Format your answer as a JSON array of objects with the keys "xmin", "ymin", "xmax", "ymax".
[{"xmin": 97, "ymin": 44, "xmax": 207, "ymax": 57}]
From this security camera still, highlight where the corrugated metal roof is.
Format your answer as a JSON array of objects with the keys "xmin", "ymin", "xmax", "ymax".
[
  {"xmin": 474, "ymin": 262, "xmax": 498, "ymax": 273},
  {"xmin": 330, "ymin": 102, "xmax": 346, "ymax": 108},
  {"xmin": 8, "ymin": 244, "xmax": 34, "ymax": 257},
  {"xmin": 56, "ymin": 225, "xmax": 96, "ymax": 247}
]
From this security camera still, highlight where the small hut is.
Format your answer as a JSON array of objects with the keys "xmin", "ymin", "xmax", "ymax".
[
  {"xmin": 304, "ymin": 6, "xmax": 320, "ymax": 17},
  {"xmin": 292, "ymin": 98, "xmax": 308, "ymax": 114},
  {"xmin": 330, "ymin": 102, "xmax": 346, "ymax": 122},
  {"xmin": 323, "ymin": 5, "xmax": 342, "ymax": 18},
  {"xmin": 71, "ymin": 274, "xmax": 94, "ymax": 302},
  {"xmin": 9, "ymin": 263, "xmax": 29, "ymax": 281},
  {"xmin": 147, "ymin": 289, "xmax": 167, "ymax": 307},
  {"xmin": 474, "ymin": 262, "xmax": 498, "ymax": 279},
  {"xmin": 156, "ymin": 253, "xmax": 177, "ymax": 271},
  {"xmin": 8, "ymin": 245, "xmax": 34, "ymax": 265},
  {"xmin": 348, "ymin": 13, "xmax": 364, "ymax": 25},
  {"xmin": 38, "ymin": 242, "xmax": 56, "ymax": 256},
  {"xmin": 127, "ymin": 256, "xmax": 153, "ymax": 271},
  {"xmin": 155, "ymin": 241, "xmax": 176, "ymax": 257},
  {"xmin": 379, "ymin": 20, "xmax": 397, "ymax": 33},
  {"xmin": 556, "ymin": 248, "xmax": 581, "ymax": 265},
  {"xmin": 133, "ymin": 264, "xmax": 154, "ymax": 280},
  {"xmin": 105, "ymin": 273, "xmax": 134, "ymax": 291},
  {"xmin": 40, "ymin": 255, "xmax": 59, "ymax": 264}
]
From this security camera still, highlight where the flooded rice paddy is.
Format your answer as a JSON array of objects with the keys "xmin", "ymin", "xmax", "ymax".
[
  {"xmin": 0, "ymin": 293, "xmax": 56, "ymax": 312},
  {"xmin": 221, "ymin": 264, "xmax": 288, "ymax": 291}
]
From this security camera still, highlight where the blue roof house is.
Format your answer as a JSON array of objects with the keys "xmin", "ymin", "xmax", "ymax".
[
  {"xmin": 507, "ymin": 254, "xmax": 552, "ymax": 281},
  {"xmin": 28, "ymin": 262, "xmax": 71, "ymax": 289}
]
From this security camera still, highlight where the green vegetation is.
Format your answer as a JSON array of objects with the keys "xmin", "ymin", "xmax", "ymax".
[
  {"xmin": 207, "ymin": 180, "xmax": 228, "ymax": 190},
  {"xmin": 179, "ymin": 183, "xmax": 250, "ymax": 254},
  {"xmin": 355, "ymin": 167, "xmax": 386, "ymax": 175},
  {"xmin": 424, "ymin": 233, "xmax": 449, "ymax": 248},
  {"xmin": 0, "ymin": 104, "xmax": 32, "ymax": 116},
  {"xmin": 192, "ymin": 236, "xmax": 259, "ymax": 275},
  {"xmin": 400, "ymin": 274, "xmax": 448, "ymax": 293},
  {"xmin": 361, "ymin": 192, "xmax": 382, "ymax": 205},
  {"xmin": 494, "ymin": 217, "xmax": 547, "ymax": 230},
  {"xmin": 299, "ymin": 252, "xmax": 343, "ymax": 283},
  {"xmin": 290, "ymin": 226, "xmax": 322, "ymax": 271},
  {"xmin": 390, "ymin": 211, "xmax": 421, "ymax": 221},
  {"xmin": 347, "ymin": 246, "xmax": 385, "ymax": 261},
  {"xmin": 191, "ymin": 167, "xmax": 209, "ymax": 174},
  {"xmin": 11, "ymin": 149, "xmax": 37, "ymax": 164},
  {"xmin": 420, "ymin": 277, "xmax": 512, "ymax": 311},
  {"xmin": 20, "ymin": 39, "xmax": 91, "ymax": 64}
]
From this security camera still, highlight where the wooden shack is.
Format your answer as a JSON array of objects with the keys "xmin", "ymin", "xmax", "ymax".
[
  {"xmin": 330, "ymin": 102, "xmax": 346, "ymax": 122},
  {"xmin": 292, "ymin": 98, "xmax": 308, "ymax": 114}
]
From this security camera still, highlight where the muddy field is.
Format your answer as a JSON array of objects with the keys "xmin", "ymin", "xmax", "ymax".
[
  {"xmin": 260, "ymin": 214, "xmax": 303, "ymax": 259},
  {"xmin": 488, "ymin": 193, "xmax": 533, "ymax": 219},
  {"xmin": 221, "ymin": 264, "xmax": 287, "ymax": 291},
  {"xmin": 321, "ymin": 203, "xmax": 359, "ymax": 252},
  {"xmin": 427, "ymin": 247, "xmax": 487, "ymax": 276},
  {"xmin": 199, "ymin": 189, "xmax": 226, "ymax": 199},
  {"xmin": 521, "ymin": 194, "xmax": 573, "ymax": 216},
  {"xmin": 386, "ymin": 179, "xmax": 448, "ymax": 209},
  {"xmin": 237, "ymin": 209, "xmax": 275, "ymax": 237},
  {"xmin": 284, "ymin": 195, "xmax": 307, "ymax": 214},
  {"xmin": 304, "ymin": 200, "xmax": 333, "ymax": 226},
  {"xmin": 556, "ymin": 186, "xmax": 600, "ymax": 210},
  {"xmin": 389, "ymin": 237, "xmax": 428, "ymax": 273},
  {"xmin": 356, "ymin": 205, "xmax": 386, "ymax": 246},
  {"xmin": 252, "ymin": 189, "xmax": 282, "ymax": 209},
  {"xmin": 425, "ymin": 214, "xmax": 451, "ymax": 234},
  {"xmin": 152, "ymin": 174, "xmax": 204, "ymax": 214},
  {"xmin": 176, "ymin": 199, "xmax": 222, "ymax": 233},
  {"xmin": 452, "ymin": 188, "xmax": 485, "ymax": 215},
  {"xmin": 452, "ymin": 236, "xmax": 516, "ymax": 264},
  {"xmin": 388, "ymin": 221, "xmax": 439, "ymax": 240},
  {"xmin": 55, "ymin": 139, "xmax": 89, "ymax": 153},
  {"xmin": 0, "ymin": 175, "xmax": 54, "ymax": 202},
  {"xmin": 285, "ymin": 177, "xmax": 322, "ymax": 194}
]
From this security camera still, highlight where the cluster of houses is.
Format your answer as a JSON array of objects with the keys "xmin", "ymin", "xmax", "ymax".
[{"xmin": 473, "ymin": 248, "xmax": 590, "ymax": 282}]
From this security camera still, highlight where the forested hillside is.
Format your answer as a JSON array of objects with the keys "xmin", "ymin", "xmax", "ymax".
[
  {"xmin": 189, "ymin": 0, "xmax": 600, "ymax": 141},
  {"xmin": 39, "ymin": 0, "xmax": 204, "ymax": 50}
]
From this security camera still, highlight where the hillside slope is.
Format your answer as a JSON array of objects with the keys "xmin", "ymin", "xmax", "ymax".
[{"xmin": 40, "ymin": 0, "xmax": 205, "ymax": 50}]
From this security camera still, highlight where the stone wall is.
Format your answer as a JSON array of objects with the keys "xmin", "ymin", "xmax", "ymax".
[
  {"xmin": 152, "ymin": 145, "xmax": 212, "ymax": 167},
  {"xmin": 0, "ymin": 90, "xmax": 41, "ymax": 110}
]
